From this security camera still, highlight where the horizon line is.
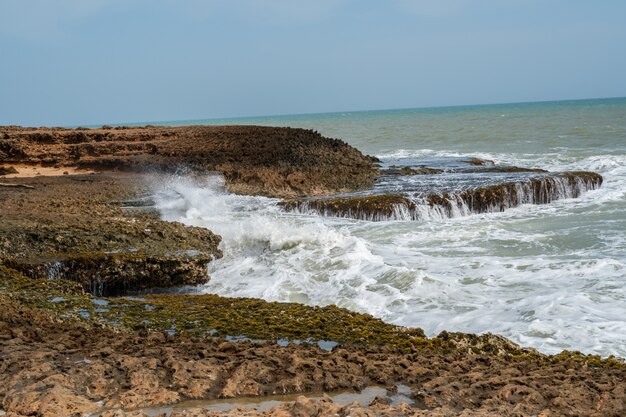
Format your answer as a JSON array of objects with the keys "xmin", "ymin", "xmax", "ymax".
[
  {"xmin": 4, "ymin": 95, "xmax": 623, "ymax": 129},
  {"xmin": 94, "ymin": 95, "xmax": 626, "ymax": 129}
]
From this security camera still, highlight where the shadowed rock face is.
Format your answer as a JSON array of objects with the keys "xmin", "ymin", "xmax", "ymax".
[
  {"xmin": 279, "ymin": 171, "xmax": 603, "ymax": 221},
  {"xmin": 280, "ymin": 194, "xmax": 417, "ymax": 221},
  {"xmin": 0, "ymin": 165, "xmax": 18, "ymax": 175},
  {"xmin": 5, "ymin": 253, "xmax": 214, "ymax": 297},
  {"xmin": 0, "ymin": 125, "xmax": 378, "ymax": 197}
]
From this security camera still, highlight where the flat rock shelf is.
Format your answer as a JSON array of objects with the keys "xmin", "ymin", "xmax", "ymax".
[{"xmin": 279, "ymin": 156, "xmax": 602, "ymax": 221}]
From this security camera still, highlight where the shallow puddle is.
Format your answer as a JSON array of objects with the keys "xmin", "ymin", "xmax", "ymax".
[{"xmin": 139, "ymin": 385, "xmax": 413, "ymax": 415}]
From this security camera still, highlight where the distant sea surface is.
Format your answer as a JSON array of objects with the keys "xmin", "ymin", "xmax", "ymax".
[{"xmin": 152, "ymin": 98, "xmax": 626, "ymax": 357}]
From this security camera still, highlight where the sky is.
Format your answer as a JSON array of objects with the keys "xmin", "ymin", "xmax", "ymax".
[{"xmin": 1, "ymin": 0, "xmax": 625, "ymax": 126}]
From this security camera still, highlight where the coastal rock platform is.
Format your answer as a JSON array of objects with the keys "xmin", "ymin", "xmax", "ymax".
[
  {"xmin": 0, "ymin": 173, "xmax": 222, "ymax": 295},
  {"xmin": 0, "ymin": 125, "xmax": 622, "ymax": 417},
  {"xmin": 0, "ymin": 125, "xmax": 378, "ymax": 198},
  {"xmin": 1, "ymin": 269, "xmax": 624, "ymax": 417}
]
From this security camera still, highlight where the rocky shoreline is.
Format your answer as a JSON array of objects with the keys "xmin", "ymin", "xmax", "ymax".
[
  {"xmin": 1, "ymin": 125, "xmax": 624, "ymax": 416},
  {"xmin": 279, "ymin": 171, "xmax": 603, "ymax": 221},
  {"xmin": 0, "ymin": 173, "xmax": 221, "ymax": 296},
  {"xmin": 0, "ymin": 125, "xmax": 378, "ymax": 197}
]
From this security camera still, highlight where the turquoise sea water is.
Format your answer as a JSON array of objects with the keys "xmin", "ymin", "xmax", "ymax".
[{"xmin": 153, "ymin": 97, "xmax": 626, "ymax": 357}]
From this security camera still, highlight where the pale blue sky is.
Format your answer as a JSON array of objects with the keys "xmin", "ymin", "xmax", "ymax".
[{"xmin": 1, "ymin": 0, "xmax": 625, "ymax": 126}]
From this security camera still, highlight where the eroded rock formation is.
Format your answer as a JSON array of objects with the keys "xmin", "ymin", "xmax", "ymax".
[
  {"xmin": 0, "ymin": 173, "xmax": 221, "ymax": 295},
  {"xmin": 0, "ymin": 125, "xmax": 378, "ymax": 197},
  {"xmin": 279, "ymin": 171, "xmax": 603, "ymax": 221}
]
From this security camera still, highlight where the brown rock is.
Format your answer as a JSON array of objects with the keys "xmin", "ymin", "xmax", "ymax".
[
  {"xmin": 0, "ymin": 173, "xmax": 222, "ymax": 296},
  {"xmin": 280, "ymin": 172, "xmax": 603, "ymax": 221},
  {"xmin": 0, "ymin": 125, "xmax": 378, "ymax": 198},
  {"xmin": 0, "ymin": 166, "xmax": 18, "ymax": 176},
  {"xmin": 3, "ymin": 383, "xmax": 101, "ymax": 417}
]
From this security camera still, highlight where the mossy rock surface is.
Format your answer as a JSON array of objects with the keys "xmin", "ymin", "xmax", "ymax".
[
  {"xmin": 0, "ymin": 265, "xmax": 425, "ymax": 349},
  {"xmin": 2, "ymin": 265, "xmax": 624, "ymax": 369}
]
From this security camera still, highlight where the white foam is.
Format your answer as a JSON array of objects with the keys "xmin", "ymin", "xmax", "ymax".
[{"xmin": 152, "ymin": 147, "xmax": 626, "ymax": 357}]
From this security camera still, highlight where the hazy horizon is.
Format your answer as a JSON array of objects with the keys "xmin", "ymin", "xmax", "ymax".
[
  {"xmin": 88, "ymin": 95, "xmax": 626, "ymax": 128},
  {"xmin": 3, "ymin": 94, "xmax": 623, "ymax": 128}
]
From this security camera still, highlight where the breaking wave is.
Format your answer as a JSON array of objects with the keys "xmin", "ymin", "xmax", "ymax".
[{"xmin": 152, "ymin": 150, "xmax": 625, "ymax": 357}]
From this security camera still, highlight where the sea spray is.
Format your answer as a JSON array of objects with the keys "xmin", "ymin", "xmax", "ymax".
[
  {"xmin": 152, "ymin": 174, "xmax": 415, "ymax": 317},
  {"xmin": 151, "ymin": 159, "xmax": 624, "ymax": 358},
  {"xmin": 151, "ymin": 99, "xmax": 626, "ymax": 357}
]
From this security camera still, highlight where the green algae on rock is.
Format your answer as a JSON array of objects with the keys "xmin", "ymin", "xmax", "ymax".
[
  {"xmin": 3, "ymin": 279, "xmax": 624, "ymax": 417},
  {"xmin": 2, "ymin": 124, "xmax": 624, "ymax": 417},
  {"xmin": 2, "ymin": 264, "xmax": 624, "ymax": 370},
  {"xmin": 0, "ymin": 265, "xmax": 426, "ymax": 349},
  {"xmin": 0, "ymin": 264, "xmax": 526, "ymax": 358}
]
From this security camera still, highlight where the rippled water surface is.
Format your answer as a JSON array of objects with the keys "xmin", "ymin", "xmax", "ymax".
[{"xmin": 154, "ymin": 98, "xmax": 626, "ymax": 357}]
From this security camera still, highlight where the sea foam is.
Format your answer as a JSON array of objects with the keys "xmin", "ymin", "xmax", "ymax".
[
  {"xmin": 150, "ymin": 98, "xmax": 626, "ymax": 357},
  {"xmin": 152, "ymin": 151, "xmax": 626, "ymax": 357}
]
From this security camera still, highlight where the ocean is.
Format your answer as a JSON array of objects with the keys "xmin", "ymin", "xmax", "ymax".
[{"xmin": 151, "ymin": 97, "xmax": 626, "ymax": 357}]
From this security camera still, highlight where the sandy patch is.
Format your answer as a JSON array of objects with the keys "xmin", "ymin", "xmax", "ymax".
[{"xmin": 0, "ymin": 164, "xmax": 95, "ymax": 178}]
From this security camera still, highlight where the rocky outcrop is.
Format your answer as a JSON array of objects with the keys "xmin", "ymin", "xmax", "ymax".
[
  {"xmin": 0, "ymin": 125, "xmax": 619, "ymax": 417},
  {"xmin": 0, "ymin": 125, "xmax": 378, "ymax": 197},
  {"xmin": 279, "ymin": 171, "xmax": 603, "ymax": 221},
  {"xmin": 6, "ymin": 253, "xmax": 214, "ymax": 296},
  {"xmin": 104, "ymin": 388, "xmax": 626, "ymax": 417},
  {"xmin": 431, "ymin": 171, "xmax": 602, "ymax": 215},
  {"xmin": 0, "ymin": 173, "xmax": 221, "ymax": 295},
  {"xmin": 458, "ymin": 165, "xmax": 548, "ymax": 174},
  {"xmin": 0, "ymin": 165, "xmax": 18, "ymax": 175},
  {"xmin": 280, "ymin": 194, "xmax": 417, "ymax": 221}
]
